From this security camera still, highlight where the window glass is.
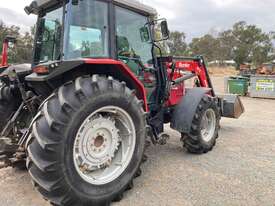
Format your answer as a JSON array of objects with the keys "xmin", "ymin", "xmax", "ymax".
[
  {"xmin": 115, "ymin": 7, "xmax": 152, "ymax": 67},
  {"xmin": 115, "ymin": 7, "xmax": 156, "ymax": 102},
  {"xmin": 34, "ymin": 7, "xmax": 63, "ymax": 63},
  {"xmin": 64, "ymin": 0, "xmax": 108, "ymax": 59}
]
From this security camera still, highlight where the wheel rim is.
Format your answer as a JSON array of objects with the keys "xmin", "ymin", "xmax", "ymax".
[
  {"xmin": 73, "ymin": 106, "xmax": 136, "ymax": 185},
  {"xmin": 200, "ymin": 108, "xmax": 216, "ymax": 142}
]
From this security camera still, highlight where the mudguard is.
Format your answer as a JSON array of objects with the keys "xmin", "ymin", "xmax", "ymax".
[
  {"xmin": 25, "ymin": 59, "xmax": 148, "ymax": 111},
  {"xmin": 170, "ymin": 87, "xmax": 212, "ymax": 134}
]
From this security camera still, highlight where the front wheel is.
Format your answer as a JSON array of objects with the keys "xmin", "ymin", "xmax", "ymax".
[
  {"xmin": 27, "ymin": 75, "xmax": 147, "ymax": 205},
  {"xmin": 182, "ymin": 95, "xmax": 220, "ymax": 154}
]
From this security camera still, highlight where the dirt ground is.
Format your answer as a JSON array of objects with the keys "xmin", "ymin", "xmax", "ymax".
[{"xmin": 1, "ymin": 76, "xmax": 275, "ymax": 206}]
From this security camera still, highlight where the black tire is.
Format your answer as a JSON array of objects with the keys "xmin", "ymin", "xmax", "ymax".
[
  {"xmin": 182, "ymin": 95, "xmax": 220, "ymax": 154},
  {"xmin": 26, "ymin": 75, "xmax": 147, "ymax": 206},
  {"xmin": 0, "ymin": 84, "xmax": 19, "ymax": 131}
]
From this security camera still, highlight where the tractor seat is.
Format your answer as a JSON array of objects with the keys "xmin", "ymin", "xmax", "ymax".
[{"xmin": 116, "ymin": 35, "xmax": 130, "ymax": 54}]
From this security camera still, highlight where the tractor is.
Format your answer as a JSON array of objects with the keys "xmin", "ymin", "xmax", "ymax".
[
  {"xmin": 1, "ymin": 36, "xmax": 17, "ymax": 71},
  {"xmin": 0, "ymin": 0, "xmax": 244, "ymax": 205}
]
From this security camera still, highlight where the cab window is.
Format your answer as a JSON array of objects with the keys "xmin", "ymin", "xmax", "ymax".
[
  {"xmin": 115, "ymin": 6, "xmax": 152, "ymax": 73},
  {"xmin": 64, "ymin": 0, "xmax": 109, "ymax": 59}
]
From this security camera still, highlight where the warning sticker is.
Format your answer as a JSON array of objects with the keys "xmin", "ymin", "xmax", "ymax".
[{"xmin": 256, "ymin": 79, "xmax": 275, "ymax": 91}]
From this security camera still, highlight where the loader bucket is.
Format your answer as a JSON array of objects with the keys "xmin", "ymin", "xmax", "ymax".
[{"xmin": 218, "ymin": 94, "xmax": 244, "ymax": 119}]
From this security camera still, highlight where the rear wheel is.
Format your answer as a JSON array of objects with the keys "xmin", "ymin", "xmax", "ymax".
[
  {"xmin": 27, "ymin": 75, "xmax": 147, "ymax": 206},
  {"xmin": 182, "ymin": 95, "xmax": 220, "ymax": 154},
  {"xmin": 0, "ymin": 84, "xmax": 19, "ymax": 131}
]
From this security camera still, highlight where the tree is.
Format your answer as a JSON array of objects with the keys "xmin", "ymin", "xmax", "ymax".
[
  {"xmin": 189, "ymin": 34, "xmax": 220, "ymax": 61},
  {"xmin": 0, "ymin": 21, "xmax": 34, "ymax": 64},
  {"xmin": 225, "ymin": 21, "xmax": 273, "ymax": 68},
  {"xmin": 188, "ymin": 21, "xmax": 275, "ymax": 68},
  {"xmin": 166, "ymin": 31, "xmax": 187, "ymax": 56},
  {"xmin": 15, "ymin": 32, "xmax": 34, "ymax": 63}
]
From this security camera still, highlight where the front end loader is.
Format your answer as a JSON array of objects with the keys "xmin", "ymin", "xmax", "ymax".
[
  {"xmin": 0, "ymin": 0, "xmax": 244, "ymax": 205},
  {"xmin": 1, "ymin": 36, "xmax": 17, "ymax": 72}
]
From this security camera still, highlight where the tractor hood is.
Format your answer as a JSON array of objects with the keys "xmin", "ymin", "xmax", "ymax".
[{"xmin": 25, "ymin": 0, "xmax": 157, "ymax": 16}]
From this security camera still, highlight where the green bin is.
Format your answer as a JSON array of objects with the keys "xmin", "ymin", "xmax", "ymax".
[{"xmin": 228, "ymin": 76, "xmax": 249, "ymax": 96}]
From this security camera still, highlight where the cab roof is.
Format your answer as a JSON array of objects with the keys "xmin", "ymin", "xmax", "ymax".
[
  {"xmin": 27, "ymin": 0, "xmax": 157, "ymax": 16},
  {"xmin": 114, "ymin": 0, "xmax": 157, "ymax": 16}
]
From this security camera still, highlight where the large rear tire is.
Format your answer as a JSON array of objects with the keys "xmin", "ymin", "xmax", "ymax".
[
  {"xmin": 182, "ymin": 95, "xmax": 220, "ymax": 154},
  {"xmin": 0, "ymin": 84, "xmax": 19, "ymax": 131},
  {"xmin": 27, "ymin": 75, "xmax": 147, "ymax": 206}
]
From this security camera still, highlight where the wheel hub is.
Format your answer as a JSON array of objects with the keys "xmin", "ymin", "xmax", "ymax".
[
  {"xmin": 73, "ymin": 106, "xmax": 136, "ymax": 185},
  {"xmin": 93, "ymin": 135, "xmax": 104, "ymax": 148},
  {"xmin": 200, "ymin": 108, "xmax": 216, "ymax": 142},
  {"xmin": 75, "ymin": 116, "xmax": 120, "ymax": 171}
]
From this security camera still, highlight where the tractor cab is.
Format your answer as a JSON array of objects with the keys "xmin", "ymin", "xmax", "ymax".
[
  {"xmin": 25, "ymin": 0, "xmax": 169, "ymax": 104},
  {"xmin": 25, "ymin": 0, "xmax": 162, "ymax": 62}
]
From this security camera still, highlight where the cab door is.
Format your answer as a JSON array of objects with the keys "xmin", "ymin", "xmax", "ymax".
[{"xmin": 115, "ymin": 6, "xmax": 156, "ymax": 101}]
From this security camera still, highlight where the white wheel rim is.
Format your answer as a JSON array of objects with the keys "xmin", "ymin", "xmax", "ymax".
[
  {"xmin": 200, "ymin": 108, "xmax": 216, "ymax": 142},
  {"xmin": 73, "ymin": 106, "xmax": 136, "ymax": 185}
]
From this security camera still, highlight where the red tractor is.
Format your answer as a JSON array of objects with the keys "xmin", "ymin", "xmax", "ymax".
[
  {"xmin": 0, "ymin": 36, "xmax": 17, "ymax": 71},
  {"xmin": 0, "ymin": 0, "xmax": 243, "ymax": 205}
]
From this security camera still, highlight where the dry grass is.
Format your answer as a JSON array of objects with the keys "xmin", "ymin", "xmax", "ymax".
[{"xmin": 208, "ymin": 66, "xmax": 238, "ymax": 76}]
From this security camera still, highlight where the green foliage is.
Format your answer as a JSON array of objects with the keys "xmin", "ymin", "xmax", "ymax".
[
  {"xmin": 167, "ymin": 31, "xmax": 187, "ymax": 56},
  {"xmin": 229, "ymin": 21, "xmax": 273, "ymax": 68},
  {"xmin": 188, "ymin": 21, "xmax": 274, "ymax": 68},
  {"xmin": 0, "ymin": 21, "xmax": 34, "ymax": 64},
  {"xmin": 189, "ymin": 34, "xmax": 220, "ymax": 61}
]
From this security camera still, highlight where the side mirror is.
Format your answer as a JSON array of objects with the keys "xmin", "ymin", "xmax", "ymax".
[
  {"xmin": 149, "ymin": 18, "xmax": 170, "ymax": 42},
  {"xmin": 24, "ymin": 1, "xmax": 38, "ymax": 15},
  {"xmin": 140, "ymin": 26, "xmax": 150, "ymax": 42},
  {"xmin": 160, "ymin": 20, "xmax": 169, "ymax": 40}
]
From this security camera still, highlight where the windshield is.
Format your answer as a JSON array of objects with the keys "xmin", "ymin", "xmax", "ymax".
[
  {"xmin": 64, "ymin": 0, "xmax": 109, "ymax": 59},
  {"xmin": 34, "ymin": 6, "xmax": 63, "ymax": 64}
]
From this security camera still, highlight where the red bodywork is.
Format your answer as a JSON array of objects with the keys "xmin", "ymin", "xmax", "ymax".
[
  {"xmin": 166, "ymin": 59, "xmax": 211, "ymax": 107},
  {"xmin": 82, "ymin": 58, "xmax": 210, "ymax": 110},
  {"xmin": 83, "ymin": 58, "xmax": 149, "ymax": 111},
  {"xmin": 175, "ymin": 60, "xmax": 210, "ymax": 87},
  {"xmin": 32, "ymin": 58, "xmax": 210, "ymax": 112},
  {"xmin": 166, "ymin": 68, "xmax": 185, "ymax": 106},
  {"xmin": 1, "ymin": 39, "xmax": 9, "ymax": 68}
]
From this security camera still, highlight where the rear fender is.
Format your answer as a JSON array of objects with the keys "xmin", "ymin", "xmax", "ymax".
[
  {"xmin": 25, "ymin": 59, "xmax": 148, "ymax": 111},
  {"xmin": 170, "ymin": 87, "xmax": 212, "ymax": 133}
]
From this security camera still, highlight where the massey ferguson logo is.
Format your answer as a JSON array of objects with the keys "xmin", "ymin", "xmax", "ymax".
[{"xmin": 177, "ymin": 62, "xmax": 190, "ymax": 68}]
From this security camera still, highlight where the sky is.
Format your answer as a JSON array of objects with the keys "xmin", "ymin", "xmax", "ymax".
[{"xmin": 0, "ymin": 0, "xmax": 274, "ymax": 41}]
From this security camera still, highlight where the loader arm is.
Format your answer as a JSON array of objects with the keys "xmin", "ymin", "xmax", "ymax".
[
  {"xmin": 170, "ymin": 56, "xmax": 244, "ymax": 119},
  {"xmin": 1, "ymin": 36, "xmax": 16, "ymax": 67},
  {"xmin": 173, "ymin": 56, "xmax": 214, "ymax": 95}
]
